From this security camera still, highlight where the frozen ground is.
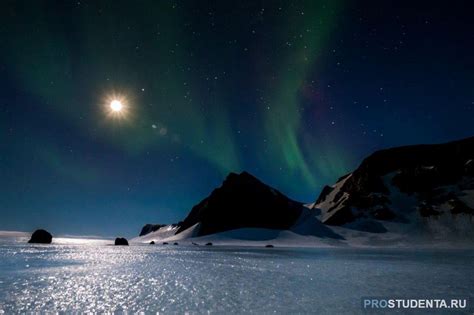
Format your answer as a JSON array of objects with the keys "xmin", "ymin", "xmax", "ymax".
[{"xmin": 0, "ymin": 237, "xmax": 473, "ymax": 314}]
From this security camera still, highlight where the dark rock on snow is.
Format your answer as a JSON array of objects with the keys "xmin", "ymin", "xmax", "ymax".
[
  {"xmin": 163, "ymin": 242, "xmax": 169, "ymax": 245},
  {"xmin": 28, "ymin": 229, "xmax": 53, "ymax": 244},
  {"xmin": 149, "ymin": 241, "xmax": 155, "ymax": 245},
  {"xmin": 417, "ymin": 202, "xmax": 441, "ymax": 217},
  {"xmin": 114, "ymin": 237, "xmax": 129, "ymax": 246},
  {"xmin": 265, "ymin": 244, "xmax": 274, "ymax": 248},
  {"xmin": 205, "ymin": 242, "xmax": 213, "ymax": 246}
]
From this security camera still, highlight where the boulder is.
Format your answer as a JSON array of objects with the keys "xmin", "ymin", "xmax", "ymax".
[
  {"xmin": 28, "ymin": 229, "xmax": 52, "ymax": 244},
  {"xmin": 114, "ymin": 237, "xmax": 129, "ymax": 246},
  {"xmin": 418, "ymin": 203, "xmax": 441, "ymax": 217},
  {"xmin": 265, "ymin": 244, "xmax": 274, "ymax": 248},
  {"xmin": 205, "ymin": 242, "xmax": 213, "ymax": 246},
  {"xmin": 149, "ymin": 241, "xmax": 155, "ymax": 245}
]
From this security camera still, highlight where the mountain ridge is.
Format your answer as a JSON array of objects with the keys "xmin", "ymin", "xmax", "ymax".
[{"xmin": 138, "ymin": 136, "xmax": 474, "ymax": 245}]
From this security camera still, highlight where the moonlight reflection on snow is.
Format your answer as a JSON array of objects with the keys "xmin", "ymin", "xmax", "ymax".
[{"xmin": 0, "ymin": 240, "xmax": 472, "ymax": 313}]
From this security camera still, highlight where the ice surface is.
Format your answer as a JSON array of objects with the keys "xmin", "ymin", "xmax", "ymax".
[{"xmin": 0, "ymin": 239, "xmax": 473, "ymax": 314}]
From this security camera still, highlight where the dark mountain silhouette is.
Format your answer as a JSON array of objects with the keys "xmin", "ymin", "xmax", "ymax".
[{"xmin": 176, "ymin": 171, "xmax": 304, "ymax": 236}]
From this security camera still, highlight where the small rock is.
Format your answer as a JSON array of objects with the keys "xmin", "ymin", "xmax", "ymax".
[
  {"xmin": 418, "ymin": 203, "xmax": 441, "ymax": 217},
  {"xmin": 28, "ymin": 229, "xmax": 52, "ymax": 244},
  {"xmin": 163, "ymin": 242, "xmax": 169, "ymax": 245},
  {"xmin": 114, "ymin": 237, "xmax": 129, "ymax": 246},
  {"xmin": 265, "ymin": 244, "xmax": 274, "ymax": 248},
  {"xmin": 173, "ymin": 242, "xmax": 179, "ymax": 245},
  {"xmin": 149, "ymin": 241, "xmax": 155, "ymax": 245},
  {"xmin": 205, "ymin": 242, "xmax": 213, "ymax": 246}
]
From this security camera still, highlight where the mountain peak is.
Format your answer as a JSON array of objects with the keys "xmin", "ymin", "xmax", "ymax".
[
  {"xmin": 176, "ymin": 172, "xmax": 303, "ymax": 236},
  {"xmin": 224, "ymin": 171, "xmax": 258, "ymax": 181}
]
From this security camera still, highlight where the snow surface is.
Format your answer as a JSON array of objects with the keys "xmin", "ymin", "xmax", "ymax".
[
  {"xmin": 0, "ymin": 231, "xmax": 111, "ymax": 246},
  {"xmin": 0, "ymin": 239, "xmax": 473, "ymax": 314},
  {"xmin": 0, "ymin": 231, "xmax": 29, "ymax": 238}
]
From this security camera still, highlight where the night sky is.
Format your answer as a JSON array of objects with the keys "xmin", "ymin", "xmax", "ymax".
[{"xmin": 1, "ymin": 1, "xmax": 473, "ymax": 237}]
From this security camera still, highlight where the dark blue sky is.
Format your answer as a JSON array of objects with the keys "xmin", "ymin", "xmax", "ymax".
[{"xmin": 1, "ymin": 1, "xmax": 473, "ymax": 237}]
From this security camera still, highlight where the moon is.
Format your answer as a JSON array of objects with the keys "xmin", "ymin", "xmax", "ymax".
[
  {"xmin": 110, "ymin": 100, "xmax": 123, "ymax": 112},
  {"xmin": 103, "ymin": 93, "xmax": 128, "ymax": 120}
]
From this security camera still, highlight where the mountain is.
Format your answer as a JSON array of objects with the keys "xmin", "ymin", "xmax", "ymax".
[
  {"xmin": 138, "ymin": 171, "xmax": 308, "ymax": 239},
  {"xmin": 137, "ymin": 136, "xmax": 474, "ymax": 246},
  {"xmin": 313, "ymin": 136, "xmax": 474, "ymax": 237},
  {"xmin": 176, "ymin": 171, "xmax": 304, "ymax": 236}
]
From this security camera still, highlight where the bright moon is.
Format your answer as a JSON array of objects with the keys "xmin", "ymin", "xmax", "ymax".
[{"xmin": 110, "ymin": 100, "xmax": 123, "ymax": 112}]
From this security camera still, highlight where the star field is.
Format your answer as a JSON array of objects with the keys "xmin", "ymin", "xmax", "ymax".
[{"xmin": 0, "ymin": 1, "xmax": 473, "ymax": 236}]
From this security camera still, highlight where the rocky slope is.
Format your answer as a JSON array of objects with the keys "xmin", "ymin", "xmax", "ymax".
[
  {"xmin": 313, "ymin": 136, "xmax": 474, "ymax": 237},
  {"xmin": 139, "ymin": 224, "xmax": 167, "ymax": 236},
  {"xmin": 138, "ymin": 136, "xmax": 474, "ymax": 245}
]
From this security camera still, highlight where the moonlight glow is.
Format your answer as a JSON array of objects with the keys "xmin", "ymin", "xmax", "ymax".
[
  {"xmin": 110, "ymin": 100, "xmax": 123, "ymax": 112},
  {"xmin": 104, "ymin": 93, "xmax": 129, "ymax": 120}
]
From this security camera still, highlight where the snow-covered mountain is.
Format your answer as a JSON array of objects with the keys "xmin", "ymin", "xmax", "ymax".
[
  {"xmin": 136, "ymin": 137, "xmax": 474, "ymax": 247},
  {"xmin": 313, "ymin": 136, "xmax": 474, "ymax": 241},
  {"xmin": 135, "ymin": 171, "xmax": 342, "ymax": 245}
]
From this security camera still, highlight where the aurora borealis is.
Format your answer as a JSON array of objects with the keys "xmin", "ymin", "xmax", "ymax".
[{"xmin": 1, "ymin": 1, "xmax": 473, "ymax": 236}]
